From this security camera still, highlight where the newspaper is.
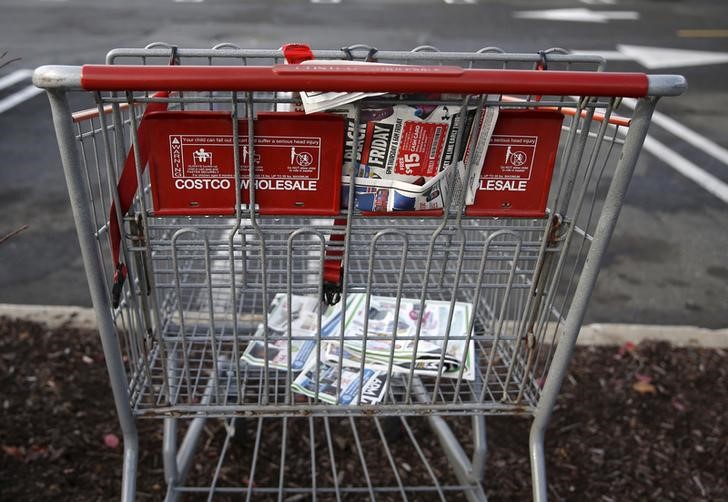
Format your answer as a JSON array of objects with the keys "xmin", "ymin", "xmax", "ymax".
[
  {"xmin": 323, "ymin": 342, "xmax": 469, "ymax": 378},
  {"xmin": 343, "ymin": 163, "xmax": 461, "ymax": 212},
  {"xmin": 292, "ymin": 359, "xmax": 389, "ymax": 405},
  {"xmin": 241, "ymin": 293, "xmax": 357, "ymax": 371},
  {"xmin": 241, "ymin": 294, "xmax": 327, "ymax": 371},
  {"xmin": 463, "ymin": 104, "xmax": 503, "ymax": 205},
  {"xmin": 325, "ymin": 293, "xmax": 475, "ymax": 381},
  {"xmin": 338, "ymin": 100, "xmax": 499, "ymax": 212},
  {"xmin": 297, "ymin": 60, "xmax": 387, "ymax": 114},
  {"xmin": 287, "ymin": 59, "xmax": 499, "ymax": 211},
  {"xmin": 241, "ymin": 293, "xmax": 476, "ymax": 405},
  {"xmin": 241, "ymin": 323, "xmax": 315, "ymax": 371}
]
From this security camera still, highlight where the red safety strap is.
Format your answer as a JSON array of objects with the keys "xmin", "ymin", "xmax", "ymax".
[
  {"xmin": 282, "ymin": 43, "xmax": 345, "ymax": 305},
  {"xmin": 109, "ymin": 49, "xmax": 181, "ymax": 308},
  {"xmin": 109, "ymin": 92, "xmax": 169, "ymax": 308},
  {"xmin": 322, "ymin": 217, "xmax": 347, "ymax": 305}
]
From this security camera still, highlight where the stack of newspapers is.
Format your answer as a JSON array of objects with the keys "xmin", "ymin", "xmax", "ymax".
[
  {"xmin": 289, "ymin": 60, "xmax": 500, "ymax": 213},
  {"xmin": 241, "ymin": 293, "xmax": 475, "ymax": 405}
]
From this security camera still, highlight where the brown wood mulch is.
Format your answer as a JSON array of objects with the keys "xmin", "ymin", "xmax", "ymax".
[{"xmin": 1, "ymin": 317, "xmax": 725, "ymax": 501}]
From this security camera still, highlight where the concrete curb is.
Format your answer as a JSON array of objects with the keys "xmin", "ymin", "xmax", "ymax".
[
  {"xmin": 1, "ymin": 303, "xmax": 727, "ymax": 348},
  {"xmin": 576, "ymin": 323, "xmax": 728, "ymax": 349},
  {"xmin": 0, "ymin": 303, "xmax": 97, "ymax": 331}
]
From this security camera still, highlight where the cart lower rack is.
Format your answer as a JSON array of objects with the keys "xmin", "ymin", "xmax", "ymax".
[{"xmin": 34, "ymin": 43, "xmax": 685, "ymax": 501}]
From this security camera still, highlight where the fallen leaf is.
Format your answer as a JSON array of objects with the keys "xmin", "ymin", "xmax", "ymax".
[
  {"xmin": 633, "ymin": 380, "xmax": 656, "ymax": 394},
  {"xmin": 2, "ymin": 445, "xmax": 24, "ymax": 459},
  {"xmin": 617, "ymin": 341, "xmax": 636, "ymax": 357},
  {"xmin": 103, "ymin": 433, "xmax": 120, "ymax": 449}
]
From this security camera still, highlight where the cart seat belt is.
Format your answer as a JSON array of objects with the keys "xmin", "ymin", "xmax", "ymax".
[
  {"xmin": 282, "ymin": 43, "xmax": 346, "ymax": 306},
  {"xmin": 109, "ymin": 91, "xmax": 170, "ymax": 308},
  {"xmin": 108, "ymin": 49, "xmax": 181, "ymax": 308}
]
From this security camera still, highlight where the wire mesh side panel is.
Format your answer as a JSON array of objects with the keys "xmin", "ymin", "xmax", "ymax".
[
  {"xmin": 134, "ymin": 214, "xmax": 550, "ymax": 416},
  {"xmin": 528, "ymin": 97, "xmax": 628, "ymax": 391},
  {"xmin": 70, "ymin": 98, "xmax": 160, "ymax": 402}
]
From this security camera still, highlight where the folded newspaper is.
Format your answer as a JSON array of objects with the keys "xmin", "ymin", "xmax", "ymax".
[
  {"xmin": 241, "ymin": 294, "xmax": 326, "ymax": 371},
  {"xmin": 297, "ymin": 59, "xmax": 388, "ymax": 114},
  {"xmin": 241, "ymin": 293, "xmax": 475, "ymax": 404},
  {"xmin": 338, "ymin": 99, "xmax": 499, "ymax": 212},
  {"xmin": 288, "ymin": 60, "xmax": 498, "ymax": 212},
  {"xmin": 289, "ymin": 59, "xmax": 500, "ymax": 212},
  {"xmin": 292, "ymin": 360, "xmax": 389, "ymax": 405},
  {"xmin": 327, "ymin": 293, "xmax": 475, "ymax": 381}
]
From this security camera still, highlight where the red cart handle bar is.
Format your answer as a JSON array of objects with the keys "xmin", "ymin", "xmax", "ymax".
[
  {"xmin": 32, "ymin": 65, "xmax": 686, "ymax": 98},
  {"xmin": 82, "ymin": 64, "xmax": 650, "ymax": 97}
]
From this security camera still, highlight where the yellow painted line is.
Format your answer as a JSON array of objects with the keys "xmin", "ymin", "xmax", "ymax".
[{"xmin": 677, "ymin": 29, "xmax": 728, "ymax": 38}]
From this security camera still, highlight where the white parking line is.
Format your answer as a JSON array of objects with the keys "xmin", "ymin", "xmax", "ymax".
[
  {"xmin": 623, "ymin": 98, "xmax": 728, "ymax": 167},
  {"xmin": 642, "ymin": 136, "xmax": 728, "ymax": 205},
  {"xmin": 0, "ymin": 69, "xmax": 34, "ymax": 91},
  {"xmin": 0, "ymin": 85, "xmax": 44, "ymax": 114},
  {"xmin": 582, "ymin": 96, "xmax": 728, "ymax": 205}
]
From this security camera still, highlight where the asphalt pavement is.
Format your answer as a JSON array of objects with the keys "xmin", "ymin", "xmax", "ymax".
[{"xmin": 1, "ymin": 0, "xmax": 727, "ymax": 327}]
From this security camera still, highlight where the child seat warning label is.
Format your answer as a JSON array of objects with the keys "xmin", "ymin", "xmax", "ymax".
[
  {"xmin": 145, "ymin": 111, "xmax": 344, "ymax": 216},
  {"xmin": 170, "ymin": 135, "xmax": 322, "ymax": 189},
  {"xmin": 480, "ymin": 135, "xmax": 537, "ymax": 189},
  {"xmin": 466, "ymin": 110, "xmax": 563, "ymax": 218}
]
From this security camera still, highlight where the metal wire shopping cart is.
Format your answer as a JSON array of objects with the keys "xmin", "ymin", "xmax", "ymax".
[{"xmin": 34, "ymin": 44, "xmax": 685, "ymax": 501}]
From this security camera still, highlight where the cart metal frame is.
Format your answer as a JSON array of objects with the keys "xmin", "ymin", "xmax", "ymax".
[{"xmin": 34, "ymin": 43, "xmax": 685, "ymax": 501}]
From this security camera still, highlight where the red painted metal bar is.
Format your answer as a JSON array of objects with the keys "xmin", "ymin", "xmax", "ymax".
[
  {"xmin": 500, "ymin": 95, "xmax": 632, "ymax": 127},
  {"xmin": 81, "ymin": 64, "xmax": 650, "ymax": 97},
  {"xmin": 72, "ymin": 102, "xmax": 135, "ymax": 123}
]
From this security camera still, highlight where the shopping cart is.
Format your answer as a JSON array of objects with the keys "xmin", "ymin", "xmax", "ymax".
[{"xmin": 34, "ymin": 43, "xmax": 685, "ymax": 501}]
